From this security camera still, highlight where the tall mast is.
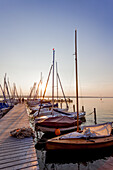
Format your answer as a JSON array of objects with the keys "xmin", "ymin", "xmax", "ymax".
[
  {"xmin": 75, "ymin": 30, "xmax": 79, "ymax": 132},
  {"xmin": 4, "ymin": 73, "xmax": 7, "ymax": 97},
  {"xmin": 0, "ymin": 84, "xmax": 6, "ymax": 102},
  {"xmin": 52, "ymin": 48, "xmax": 55, "ymax": 110},
  {"xmin": 8, "ymin": 78, "xmax": 13, "ymax": 98},
  {"xmin": 56, "ymin": 62, "xmax": 58, "ymax": 102},
  {"xmin": 40, "ymin": 72, "xmax": 42, "ymax": 98},
  {"xmin": 4, "ymin": 77, "xmax": 11, "ymax": 104}
]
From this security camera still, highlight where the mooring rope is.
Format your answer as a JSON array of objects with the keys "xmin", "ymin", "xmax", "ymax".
[{"xmin": 86, "ymin": 111, "xmax": 94, "ymax": 116}]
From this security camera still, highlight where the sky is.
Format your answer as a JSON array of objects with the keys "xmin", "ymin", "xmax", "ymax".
[{"xmin": 0, "ymin": 0, "xmax": 113, "ymax": 97}]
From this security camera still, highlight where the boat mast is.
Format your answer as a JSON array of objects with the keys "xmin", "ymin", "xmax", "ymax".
[
  {"xmin": 40, "ymin": 72, "xmax": 42, "ymax": 98},
  {"xmin": 0, "ymin": 84, "xmax": 6, "ymax": 102},
  {"xmin": 52, "ymin": 48, "xmax": 55, "ymax": 111},
  {"xmin": 56, "ymin": 62, "xmax": 58, "ymax": 103},
  {"xmin": 75, "ymin": 30, "xmax": 79, "ymax": 132}
]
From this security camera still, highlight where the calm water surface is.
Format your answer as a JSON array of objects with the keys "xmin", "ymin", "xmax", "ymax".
[{"xmin": 35, "ymin": 98, "xmax": 113, "ymax": 170}]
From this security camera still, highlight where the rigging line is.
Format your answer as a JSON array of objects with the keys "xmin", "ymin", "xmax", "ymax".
[
  {"xmin": 35, "ymin": 80, "xmax": 41, "ymax": 98},
  {"xmin": 37, "ymin": 64, "xmax": 53, "ymax": 117},
  {"xmin": 78, "ymin": 75, "xmax": 84, "ymax": 107},
  {"xmin": 0, "ymin": 84, "xmax": 6, "ymax": 102},
  {"xmin": 42, "ymin": 64, "xmax": 53, "ymax": 99},
  {"xmin": 57, "ymin": 72, "xmax": 69, "ymax": 109},
  {"xmin": 86, "ymin": 111, "xmax": 94, "ymax": 116}
]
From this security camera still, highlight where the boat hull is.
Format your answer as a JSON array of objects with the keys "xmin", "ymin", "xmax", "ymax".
[
  {"xmin": 35, "ymin": 116, "xmax": 82, "ymax": 134},
  {"xmin": 36, "ymin": 125, "xmax": 77, "ymax": 133},
  {"xmin": 46, "ymin": 135, "xmax": 113, "ymax": 150}
]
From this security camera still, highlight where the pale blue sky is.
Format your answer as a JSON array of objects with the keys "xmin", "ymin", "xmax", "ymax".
[{"xmin": 0, "ymin": 0, "xmax": 113, "ymax": 96}]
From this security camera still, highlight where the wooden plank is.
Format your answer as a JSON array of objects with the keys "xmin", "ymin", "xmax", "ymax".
[
  {"xmin": 0, "ymin": 149, "xmax": 36, "ymax": 161},
  {"xmin": 0, "ymin": 141, "xmax": 33, "ymax": 149},
  {"xmin": 0, "ymin": 153, "xmax": 37, "ymax": 164},
  {"xmin": 0, "ymin": 145, "xmax": 34, "ymax": 154},
  {"xmin": 0, "ymin": 148, "xmax": 35, "ymax": 158},
  {"xmin": 0, "ymin": 158, "xmax": 38, "ymax": 169},
  {"xmin": 0, "ymin": 136, "xmax": 33, "ymax": 143},
  {"xmin": 0, "ymin": 161, "xmax": 39, "ymax": 170},
  {"xmin": 98, "ymin": 157, "xmax": 113, "ymax": 170}
]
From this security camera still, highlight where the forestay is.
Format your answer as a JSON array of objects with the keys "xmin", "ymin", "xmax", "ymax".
[{"xmin": 60, "ymin": 122, "xmax": 112, "ymax": 139}]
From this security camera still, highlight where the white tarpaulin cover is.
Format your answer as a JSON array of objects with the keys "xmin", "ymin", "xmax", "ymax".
[{"xmin": 60, "ymin": 122, "xmax": 112, "ymax": 139}]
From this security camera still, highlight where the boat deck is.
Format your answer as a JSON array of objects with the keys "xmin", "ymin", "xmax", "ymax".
[{"xmin": 0, "ymin": 103, "xmax": 39, "ymax": 170}]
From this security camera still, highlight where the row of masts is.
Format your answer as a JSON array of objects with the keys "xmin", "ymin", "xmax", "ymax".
[
  {"xmin": 28, "ymin": 50, "xmax": 69, "ymax": 109},
  {"xmin": 28, "ymin": 29, "xmax": 79, "ymax": 131},
  {"xmin": 0, "ymin": 74, "xmax": 21, "ymax": 104},
  {"xmin": 28, "ymin": 30, "xmax": 78, "ymax": 120}
]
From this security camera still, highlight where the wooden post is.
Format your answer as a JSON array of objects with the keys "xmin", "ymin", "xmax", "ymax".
[
  {"xmin": 82, "ymin": 106, "xmax": 84, "ymax": 112},
  {"xmin": 94, "ymin": 108, "xmax": 97, "ymax": 124},
  {"xmin": 73, "ymin": 105, "xmax": 75, "ymax": 112},
  {"xmin": 60, "ymin": 102, "xmax": 62, "ymax": 109}
]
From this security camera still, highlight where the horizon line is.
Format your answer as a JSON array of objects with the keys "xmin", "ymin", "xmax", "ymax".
[{"xmin": 0, "ymin": 95, "xmax": 113, "ymax": 99}]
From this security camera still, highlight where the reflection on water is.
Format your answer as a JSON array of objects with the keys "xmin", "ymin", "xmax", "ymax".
[
  {"xmin": 45, "ymin": 148, "xmax": 113, "ymax": 164},
  {"xmin": 37, "ymin": 148, "xmax": 113, "ymax": 170},
  {"xmin": 35, "ymin": 98, "xmax": 113, "ymax": 170},
  {"xmin": 46, "ymin": 147, "xmax": 113, "ymax": 167}
]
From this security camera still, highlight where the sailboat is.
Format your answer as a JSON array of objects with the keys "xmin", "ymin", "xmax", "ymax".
[
  {"xmin": 52, "ymin": 61, "xmax": 85, "ymax": 119},
  {"xmin": 34, "ymin": 48, "xmax": 85, "ymax": 120},
  {"xmin": 33, "ymin": 51, "xmax": 68, "ymax": 118},
  {"xmin": 46, "ymin": 30, "xmax": 113, "ymax": 151},
  {"xmin": 35, "ymin": 48, "xmax": 82, "ymax": 134}
]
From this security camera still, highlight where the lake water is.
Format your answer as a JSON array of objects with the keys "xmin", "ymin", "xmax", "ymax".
[{"xmin": 35, "ymin": 98, "xmax": 113, "ymax": 170}]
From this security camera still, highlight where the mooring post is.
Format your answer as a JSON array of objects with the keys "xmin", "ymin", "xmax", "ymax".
[
  {"xmin": 60, "ymin": 102, "xmax": 62, "ymax": 109},
  {"xmin": 94, "ymin": 108, "xmax": 97, "ymax": 124},
  {"xmin": 82, "ymin": 106, "xmax": 84, "ymax": 112},
  {"xmin": 73, "ymin": 104, "xmax": 75, "ymax": 112}
]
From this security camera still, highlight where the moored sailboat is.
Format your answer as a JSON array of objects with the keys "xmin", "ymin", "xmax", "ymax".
[{"xmin": 35, "ymin": 48, "xmax": 82, "ymax": 134}]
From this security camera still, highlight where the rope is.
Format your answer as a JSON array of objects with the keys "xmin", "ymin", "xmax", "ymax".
[{"xmin": 86, "ymin": 111, "xmax": 94, "ymax": 116}]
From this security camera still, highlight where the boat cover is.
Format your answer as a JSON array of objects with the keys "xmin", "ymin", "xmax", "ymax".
[
  {"xmin": 53, "ymin": 108, "xmax": 85, "ymax": 118},
  {"xmin": 60, "ymin": 122, "xmax": 112, "ymax": 139},
  {"xmin": 33, "ymin": 109, "xmax": 52, "ymax": 117},
  {"xmin": 35, "ymin": 116, "xmax": 80, "ymax": 128}
]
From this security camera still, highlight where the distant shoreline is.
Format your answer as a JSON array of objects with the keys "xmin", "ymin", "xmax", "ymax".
[{"xmin": 0, "ymin": 95, "xmax": 113, "ymax": 99}]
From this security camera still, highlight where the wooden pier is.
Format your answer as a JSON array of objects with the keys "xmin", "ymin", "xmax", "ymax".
[{"xmin": 0, "ymin": 103, "xmax": 39, "ymax": 170}]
